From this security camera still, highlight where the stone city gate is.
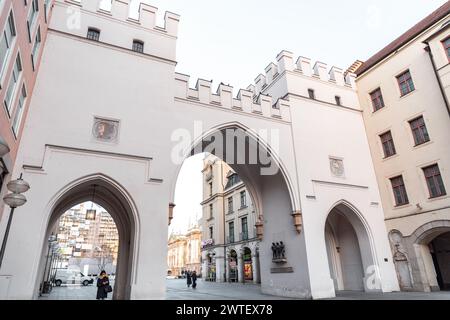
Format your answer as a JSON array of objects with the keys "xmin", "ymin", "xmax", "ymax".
[{"xmin": 0, "ymin": 0, "xmax": 399, "ymax": 299}]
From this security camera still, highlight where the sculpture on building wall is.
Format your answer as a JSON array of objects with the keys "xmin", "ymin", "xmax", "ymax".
[
  {"xmin": 389, "ymin": 230, "xmax": 413, "ymax": 290},
  {"xmin": 271, "ymin": 242, "xmax": 287, "ymax": 263}
]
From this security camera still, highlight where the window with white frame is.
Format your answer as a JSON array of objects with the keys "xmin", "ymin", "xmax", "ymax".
[
  {"xmin": 0, "ymin": 11, "xmax": 16, "ymax": 80},
  {"xmin": 3, "ymin": 53, "xmax": 22, "ymax": 116},
  {"xmin": 27, "ymin": 0, "xmax": 39, "ymax": 42},
  {"xmin": 12, "ymin": 84, "xmax": 27, "ymax": 137},
  {"xmin": 31, "ymin": 26, "xmax": 41, "ymax": 71}
]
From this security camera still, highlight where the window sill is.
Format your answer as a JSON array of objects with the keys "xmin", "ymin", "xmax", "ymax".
[
  {"xmin": 412, "ymin": 140, "xmax": 432, "ymax": 150},
  {"xmin": 427, "ymin": 194, "xmax": 449, "ymax": 202},
  {"xmin": 393, "ymin": 203, "xmax": 411, "ymax": 210},
  {"xmin": 238, "ymin": 206, "xmax": 248, "ymax": 211},
  {"xmin": 382, "ymin": 153, "xmax": 397, "ymax": 161},
  {"xmin": 399, "ymin": 89, "xmax": 416, "ymax": 100}
]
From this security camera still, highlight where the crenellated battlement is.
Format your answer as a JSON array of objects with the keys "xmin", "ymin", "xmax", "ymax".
[
  {"xmin": 62, "ymin": 0, "xmax": 180, "ymax": 37},
  {"xmin": 174, "ymin": 73, "xmax": 291, "ymax": 122},
  {"xmin": 252, "ymin": 50, "xmax": 357, "ymax": 96}
]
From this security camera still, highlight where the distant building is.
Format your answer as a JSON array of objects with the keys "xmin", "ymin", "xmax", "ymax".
[
  {"xmin": 167, "ymin": 226, "xmax": 202, "ymax": 277},
  {"xmin": 56, "ymin": 203, "xmax": 119, "ymax": 275},
  {"xmin": 200, "ymin": 154, "xmax": 261, "ymax": 284}
]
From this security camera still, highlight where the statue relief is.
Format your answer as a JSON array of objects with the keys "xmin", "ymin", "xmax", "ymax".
[
  {"xmin": 93, "ymin": 118, "xmax": 119, "ymax": 142},
  {"xmin": 329, "ymin": 157, "xmax": 345, "ymax": 177}
]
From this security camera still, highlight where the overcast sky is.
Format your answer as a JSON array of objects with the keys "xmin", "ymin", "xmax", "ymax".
[{"xmin": 124, "ymin": 0, "xmax": 448, "ymax": 234}]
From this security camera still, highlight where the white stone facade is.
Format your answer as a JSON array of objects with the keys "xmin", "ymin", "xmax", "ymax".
[{"xmin": 0, "ymin": 0, "xmax": 403, "ymax": 300}]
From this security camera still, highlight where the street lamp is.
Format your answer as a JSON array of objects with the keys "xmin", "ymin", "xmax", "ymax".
[{"xmin": 0, "ymin": 174, "xmax": 30, "ymax": 269}]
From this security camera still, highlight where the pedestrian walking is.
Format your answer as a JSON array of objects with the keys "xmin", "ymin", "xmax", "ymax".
[
  {"xmin": 192, "ymin": 271, "xmax": 197, "ymax": 289},
  {"xmin": 96, "ymin": 270, "xmax": 111, "ymax": 300},
  {"xmin": 186, "ymin": 270, "xmax": 192, "ymax": 288}
]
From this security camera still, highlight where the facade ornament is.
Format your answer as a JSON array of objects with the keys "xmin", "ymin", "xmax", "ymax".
[
  {"xmin": 168, "ymin": 203, "xmax": 176, "ymax": 225},
  {"xmin": 292, "ymin": 210, "xmax": 302, "ymax": 234},
  {"xmin": 255, "ymin": 219, "xmax": 264, "ymax": 240}
]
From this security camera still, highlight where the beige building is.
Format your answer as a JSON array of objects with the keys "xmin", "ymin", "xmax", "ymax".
[
  {"xmin": 56, "ymin": 203, "xmax": 119, "ymax": 274},
  {"xmin": 200, "ymin": 154, "xmax": 261, "ymax": 284},
  {"xmin": 355, "ymin": 3, "xmax": 450, "ymax": 292},
  {"xmin": 167, "ymin": 227, "xmax": 202, "ymax": 277}
]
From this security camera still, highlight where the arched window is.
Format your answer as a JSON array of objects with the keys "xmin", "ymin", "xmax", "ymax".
[
  {"xmin": 132, "ymin": 40, "xmax": 144, "ymax": 53},
  {"xmin": 87, "ymin": 28, "xmax": 100, "ymax": 41}
]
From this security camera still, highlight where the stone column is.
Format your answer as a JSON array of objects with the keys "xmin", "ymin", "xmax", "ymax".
[
  {"xmin": 201, "ymin": 259, "xmax": 208, "ymax": 280},
  {"xmin": 215, "ymin": 255, "xmax": 225, "ymax": 283},
  {"xmin": 238, "ymin": 252, "xmax": 244, "ymax": 283},
  {"xmin": 252, "ymin": 252, "xmax": 260, "ymax": 284}
]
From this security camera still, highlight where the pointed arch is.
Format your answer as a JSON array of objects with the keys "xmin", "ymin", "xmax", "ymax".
[{"xmin": 33, "ymin": 173, "xmax": 139, "ymax": 300}]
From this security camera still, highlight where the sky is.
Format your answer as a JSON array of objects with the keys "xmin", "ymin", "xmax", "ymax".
[
  {"xmin": 128, "ymin": 0, "xmax": 448, "ymax": 91},
  {"xmin": 123, "ymin": 0, "xmax": 448, "ymax": 234}
]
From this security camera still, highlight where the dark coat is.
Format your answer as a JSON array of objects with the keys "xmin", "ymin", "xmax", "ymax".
[
  {"xmin": 96, "ymin": 276, "xmax": 110, "ymax": 300},
  {"xmin": 186, "ymin": 273, "xmax": 192, "ymax": 286},
  {"xmin": 191, "ymin": 273, "xmax": 197, "ymax": 288}
]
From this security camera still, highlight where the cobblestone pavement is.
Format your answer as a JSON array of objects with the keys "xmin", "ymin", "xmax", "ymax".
[{"xmin": 39, "ymin": 279, "xmax": 450, "ymax": 300}]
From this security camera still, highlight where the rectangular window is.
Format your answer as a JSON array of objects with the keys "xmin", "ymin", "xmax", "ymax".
[
  {"xmin": 227, "ymin": 197, "xmax": 233, "ymax": 213},
  {"xmin": 240, "ymin": 191, "xmax": 246, "ymax": 208},
  {"xmin": 380, "ymin": 131, "xmax": 396, "ymax": 158},
  {"xmin": 209, "ymin": 182, "xmax": 212, "ymax": 196},
  {"xmin": 390, "ymin": 176, "xmax": 409, "ymax": 206},
  {"xmin": 3, "ymin": 54, "xmax": 22, "ymax": 115},
  {"xmin": 423, "ymin": 164, "xmax": 446, "ymax": 198},
  {"xmin": 308, "ymin": 89, "xmax": 315, "ymax": 99},
  {"xmin": 241, "ymin": 217, "xmax": 248, "ymax": 240},
  {"xmin": 132, "ymin": 40, "xmax": 144, "ymax": 53},
  {"xmin": 11, "ymin": 84, "xmax": 27, "ymax": 137},
  {"xmin": 228, "ymin": 222, "xmax": 234, "ymax": 243},
  {"xmin": 0, "ymin": 160, "xmax": 7, "ymax": 195},
  {"xmin": 443, "ymin": 37, "xmax": 450, "ymax": 62},
  {"xmin": 397, "ymin": 70, "xmax": 415, "ymax": 96},
  {"xmin": 87, "ymin": 28, "xmax": 100, "ymax": 41},
  {"xmin": 27, "ymin": 0, "xmax": 39, "ymax": 42},
  {"xmin": 44, "ymin": 0, "xmax": 52, "ymax": 22},
  {"xmin": 209, "ymin": 226, "xmax": 213, "ymax": 239},
  {"xmin": 31, "ymin": 26, "xmax": 41, "ymax": 71},
  {"xmin": 0, "ymin": 11, "xmax": 16, "ymax": 79},
  {"xmin": 209, "ymin": 204, "xmax": 213, "ymax": 219},
  {"xmin": 370, "ymin": 88, "xmax": 385, "ymax": 112},
  {"xmin": 335, "ymin": 96, "xmax": 341, "ymax": 106},
  {"xmin": 409, "ymin": 116, "xmax": 430, "ymax": 146}
]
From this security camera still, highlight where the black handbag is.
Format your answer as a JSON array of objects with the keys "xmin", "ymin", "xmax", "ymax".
[{"xmin": 105, "ymin": 285, "xmax": 113, "ymax": 293}]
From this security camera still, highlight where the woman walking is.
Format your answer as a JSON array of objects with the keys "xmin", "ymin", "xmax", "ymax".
[
  {"xmin": 191, "ymin": 271, "xmax": 197, "ymax": 289},
  {"xmin": 186, "ymin": 271, "xmax": 192, "ymax": 288},
  {"xmin": 96, "ymin": 270, "xmax": 111, "ymax": 300}
]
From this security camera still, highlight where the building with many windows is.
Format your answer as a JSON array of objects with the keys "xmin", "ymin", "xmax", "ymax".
[
  {"xmin": 200, "ymin": 154, "xmax": 261, "ymax": 284},
  {"xmin": 355, "ymin": 3, "xmax": 450, "ymax": 292},
  {"xmin": 2, "ymin": 0, "xmax": 450, "ymax": 300},
  {"xmin": 55, "ymin": 203, "xmax": 119, "ymax": 275},
  {"xmin": 0, "ymin": 0, "xmax": 53, "ymax": 218}
]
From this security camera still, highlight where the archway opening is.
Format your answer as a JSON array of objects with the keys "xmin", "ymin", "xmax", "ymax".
[
  {"xmin": 36, "ymin": 178, "xmax": 136, "ymax": 300},
  {"xmin": 167, "ymin": 124, "xmax": 295, "ymax": 298},
  {"xmin": 418, "ymin": 229, "xmax": 450, "ymax": 291},
  {"xmin": 325, "ymin": 203, "xmax": 375, "ymax": 292}
]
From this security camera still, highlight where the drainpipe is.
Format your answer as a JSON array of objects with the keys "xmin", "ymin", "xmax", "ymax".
[{"xmin": 424, "ymin": 45, "xmax": 450, "ymax": 118}]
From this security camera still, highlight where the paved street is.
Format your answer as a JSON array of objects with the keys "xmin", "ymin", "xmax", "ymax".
[{"xmin": 38, "ymin": 279, "xmax": 450, "ymax": 300}]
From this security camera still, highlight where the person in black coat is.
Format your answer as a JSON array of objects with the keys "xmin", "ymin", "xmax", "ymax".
[
  {"xmin": 191, "ymin": 271, "xmax": 197, "ymax": 289},
  {"xmin": 186, "ymin": 271, "xmax": 192, "ymax": 287},
  {"xmin": 96, "ymin": 270, "xmax": 110, "ymax": 300}
]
